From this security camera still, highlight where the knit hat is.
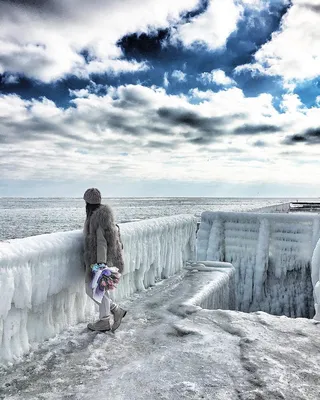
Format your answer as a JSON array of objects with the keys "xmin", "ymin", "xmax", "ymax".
[{"xmin": 83, "ymin": 188, "xmax": 101, "ymax": 204}]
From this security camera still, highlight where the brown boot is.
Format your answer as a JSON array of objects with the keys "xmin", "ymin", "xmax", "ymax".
[
  {"xmin": 111, "ymin": 307, "xmax": 127, "ymax": 332},
  {"xmin": 87, "ymin": 317, "xmax": 111, "ymax": 332}
]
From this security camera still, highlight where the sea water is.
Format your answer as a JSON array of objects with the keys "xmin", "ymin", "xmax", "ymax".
[{"xmin": 0, "ymin": 197, "xmax": 301, "ymax": 240}]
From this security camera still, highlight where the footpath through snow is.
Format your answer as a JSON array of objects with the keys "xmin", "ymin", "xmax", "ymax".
[{"xmin": 1, "ymin": 270, "xmax": 320, "ymax": 400}]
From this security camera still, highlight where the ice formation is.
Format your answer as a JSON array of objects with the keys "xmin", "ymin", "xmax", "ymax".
[
  {"xmin": 3, "ymin": 207, "xmax": 320, "ymax": 367},
  {"xmin": 311, "ymin": 238, "xmax": 320, "ymax": 321},
  {"xmin": 183, "ymin": 261, "xmax": 235, "ymax": 311},
  {"xmin": 0, "ymin": 214, "xmax": 197, "ymax": 364},
  {"xmin": 197, "ymin": 211, "xmax": 320, "ymax": 318}
]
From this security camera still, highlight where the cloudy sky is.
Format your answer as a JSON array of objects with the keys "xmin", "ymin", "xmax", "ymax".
[{"xmin": 0, "ymin": 0, "xmax": 319, "ymax": 197}]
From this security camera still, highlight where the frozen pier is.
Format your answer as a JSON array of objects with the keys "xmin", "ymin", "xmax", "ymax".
[
  {"xmin": 1, "ymin": 269, "xmax": 320, "ymax": 400},
  {"xmin": 1, "ymin": 212, "xmax": 320, "ymax": 399},
  {"xmin": 290, "ymin": 201, "xmax": 320, "ymax": 213},
  {"xmin": 254, "ymin": 200, "xmax": 320, "ymax": 214}
]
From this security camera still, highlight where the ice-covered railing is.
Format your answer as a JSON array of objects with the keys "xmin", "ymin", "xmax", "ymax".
[
  {"xmin": 253, "ymin": 202, "xmax": 291, "ymax": 213},
  {"xmin": 0, "ymin": 215, "xmax": 197, "ymax": 364},
  {"xmin": 197, "ymin": 211, "xmax": 320, "ymax": 318}
]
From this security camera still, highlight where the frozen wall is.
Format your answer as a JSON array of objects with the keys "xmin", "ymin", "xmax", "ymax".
[
  {"xmin": 197, "ymin": 211, "xmax": 320, "ymax": 318},
  {"xmin": 311, "ymin": 239, "xmax": 320, "ymax": 321},
  {"xmin": 0, "ymin": 214, "xmax": 197, "ymax": 365}
]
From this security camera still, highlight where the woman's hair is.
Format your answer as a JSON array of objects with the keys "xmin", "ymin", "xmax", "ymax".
[{"xmin": 86, "ymin": 202, "xmax": 101, "ymax": 218}]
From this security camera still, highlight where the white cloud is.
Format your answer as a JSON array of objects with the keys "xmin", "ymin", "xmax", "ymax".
[
  {"xmin": 163, "ymin": 72, "xmax": 169, "ymax": 87},
  {"xmin": 198, "ymin": 69, "xmax": 235, "ymax": 86},
  {"xmin": 1, "ymin": 85, "xmax": 320, "ymax": 187},
  {"xmin": 69, "ymin": 89, "xmax": 90, "ymax": 98},
  {"xmin": 171, "ymin": 0, "xmax": 243, "ymax": 50},
  {"xmin": 280, "ymin": 93, "xmax": 304, "ymax": 113},
  {"xmin": 237, "ymin": 0, "xmax": 320, "ymax": 83},
  {"xmin": 69, "ymin": 81, "xmax": 107, "ymax": 98},
  {"xmin": 0, "ymin": 0, "xmax": 198, "ymax": 82},
  {"xmin": 171, "ymin": 70, "xmax": 187, "ymax": 81}
]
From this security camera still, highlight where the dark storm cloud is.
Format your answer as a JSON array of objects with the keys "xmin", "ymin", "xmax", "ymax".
[
  {"xmin": 0, "ymin": 0, "xmax": 59, "ymax": 11},
  {"xmin": 146, "ymin": 140, "xmax": 179, "ymax": 149},
  {"xmin": 156, "ymin": 106, "xmax": 267, "ymax": 146},
  {"xmin": 253, "ymin": 140, "xmax": 267, "ymax": 147},
  {"xmin": 283, "ymin": 127, "xmax": 320, "ymax": 145},
  {"xmin": 298, "ymin": 3, "xmax": 320, "ymax": 13},
  {"xmin": 100, "ymin": 112, "xmax": 172, "ymax": 138},
  {"xmin": 233, "ymin": 124, "xmax": 281, "ymax": 135},
  {"xmin": 105, "ymin": 114, "xmax": 142, "ymax": 136},
  {"xmin": 0, "ymin": 115, "xmax": 89, "ymax": 144},
  {"xmin": 188, "ymin": 136, "xmax": 213, "ymax": 145},
  {"xmin": 151, "ymin": 126, "xmax": 173, "ymax": 136},
  {"xmin": 0, "ymin": 0, "xmax": 68, "ymax": 23},
  {"xmin": 283, "ymin": 134, "xmax": 306, "ymax": 145},
  {"xmin": 305, "ymin": 127, "xmax": 320, "ymax": 138},
  {"xmin": 113, "ymin": 89, "xmax": 151, "ymax": 109},
  {"xmin": 157, "ymin": 107, "xmax": 229, "ymax": 133},
  {"xmin": 182, "ymin": 128, "xmax": 224, "ymax": 146}
]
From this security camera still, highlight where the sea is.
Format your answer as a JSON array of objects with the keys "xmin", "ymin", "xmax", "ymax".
[{"xmin": 0, "ymin": 197, "xmax": 303, "ymax": 240}]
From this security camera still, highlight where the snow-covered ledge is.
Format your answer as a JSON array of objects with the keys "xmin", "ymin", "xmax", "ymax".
[
  {"xmin": 197, "ymin": 211, "xmax": 320, "ymax": 318},
  {"xmin": 0, "ymin": 214, "xmax": 197, "ymax": 365},
  {"xmin": 183, "ymin": 261, "xmax": 235, "ymax": 311}
]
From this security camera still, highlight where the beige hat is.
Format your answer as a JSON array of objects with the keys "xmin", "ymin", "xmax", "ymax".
[{"xmin": 83, "ymin": 188, "xmax": 101, "ymax": 204}]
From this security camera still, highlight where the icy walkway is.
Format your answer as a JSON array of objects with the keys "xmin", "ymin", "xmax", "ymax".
[{"xmin": 1, "ymin": 271, "xmax": 320, "ymax": 400}]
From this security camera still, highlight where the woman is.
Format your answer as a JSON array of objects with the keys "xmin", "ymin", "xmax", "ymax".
[{"xmin": 83, "ymin": 188, "xmax": 126, "ymax": 332}]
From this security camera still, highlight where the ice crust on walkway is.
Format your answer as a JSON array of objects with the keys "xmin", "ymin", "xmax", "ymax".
[
  {"xmin": 0, "ymin": 271, "xmax": 319, "ymax": 400},
  {"xmin": 0, "ymin": 215, "xmax": 197, "ymax": 364},
  {"xmin": 197, "ymin": 211, "xmax": 320, "ymax": 318}
]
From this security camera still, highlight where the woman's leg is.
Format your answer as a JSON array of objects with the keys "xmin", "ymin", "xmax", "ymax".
[
  {"xmin": 85, "ymin": 281, "xmax": 126, "ymax": 331},
  {"xmin": 99, "ymin": 291, "xmax": 111, "ymax": 319},
  {"xmin": 85, "ymin": 282, "xmax": 110, "ymax": 317},
  {"xmin": 110, "ymin": 298, "xmax": 117, "ymax": 312}
]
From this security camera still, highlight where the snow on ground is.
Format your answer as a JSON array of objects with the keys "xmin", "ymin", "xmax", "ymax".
[{"xmin": 1, "ymin": 270, "xmax": 319, "ymax": 400}]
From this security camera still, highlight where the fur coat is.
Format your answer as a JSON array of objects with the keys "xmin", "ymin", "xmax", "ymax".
[{"xmin": 83, "ymin": 204, "xmax": 124, "ymax": 280}]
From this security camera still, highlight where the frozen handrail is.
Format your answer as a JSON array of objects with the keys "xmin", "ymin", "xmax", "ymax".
[{"xmin": 0, "ymin": 214, "xmax": 197, "ymax": 364}]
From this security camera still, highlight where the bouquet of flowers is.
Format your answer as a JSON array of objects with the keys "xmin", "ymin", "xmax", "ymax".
[{"xmin": 90, "ymin": 263, "xmax": 121, "ymax": 303}]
